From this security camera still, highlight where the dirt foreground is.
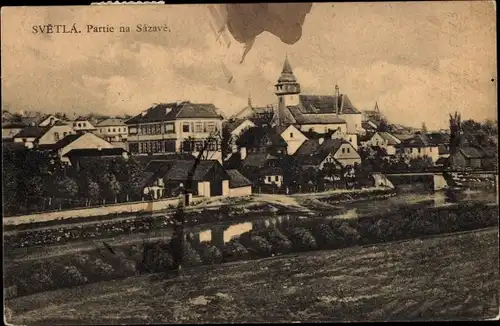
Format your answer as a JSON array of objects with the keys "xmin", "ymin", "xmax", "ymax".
[{"xmin": 6, "ymin": 228, "xmax": 499, "ymax": 324}]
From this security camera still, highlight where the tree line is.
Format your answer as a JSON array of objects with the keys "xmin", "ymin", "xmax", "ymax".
[{"xmin": 3, "ymin": 149, "xmax": 147, "ymax": 216}]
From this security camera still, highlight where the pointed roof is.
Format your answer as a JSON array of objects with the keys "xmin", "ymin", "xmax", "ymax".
[
  {"xmin": 374, "ymin": 101, "xmax": 380, "ymax": 113},
  {"xmin": 282, "ymin": 55, "xmax": 293, "ymax": 74},
  {"xmin": 277, "ymin": 55, "xmax": 298, "ymax": 83}
]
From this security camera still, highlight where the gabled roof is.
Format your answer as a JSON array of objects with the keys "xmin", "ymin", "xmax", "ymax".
[
  {"xmin": 227, "ymin": 169, "xmax": 253, "ymax": 188},
  {"xmin": 165, "ymin": 160, "xmax": 228, "ymax": 182},
  {"xmin": 126, "ymin": 101, "xmax": 223, "ymax": 124},
  {"xmin": 459, "ymin": 147, "xmax": 485, "ymax": 159},
  {"xmin": 370, "ymin": 146, "xmax": 390, "ymax": 157},
  {"xmin": 376, "ymin": 132, "xmax": 401, "ymax": 145},
  {"xmin": 295, "ymin": 138, "xmax": 350, "ymax": 162},
  {"xmin": 96, "ymin": 118, "xmax": 126, "ymax": 127},
  {"xmin": 13, "ymin": 126, "xmax": 46, "ymax": 138},
  {"xmin": 296, "ymin": 94, "xmax": 361, "ymax": 115},
  {"xmin": 236, "ymin": 127, "xmax": 288, "ymax": 148},
  {"xmin": 436, "ymin": 157, "xmax": 449, "ymax": 165},
  {"xmin": 64, "ymin": 148, "xmax": 127, "ymax": 158},
  {"xmin": 133, "ymin": 153, "xmax": 195, "ymax": 166},
  {"xmin": 286, "ymin": 107, "xmax": 346, "ymax": 125},
  {"xmin": 399, "ymin": 134, "xmax": 433, "ymax": 148},
  {"xmin": 426, "ymin": 132, "xmax": 450, "ymax": 145},
  {"xmin": 242, "ymin": 153, "xmax": 279, "ymax": 168},
  {"xmin": 438, "ymin": 144, "xmax": 450, "ymax": 155}
]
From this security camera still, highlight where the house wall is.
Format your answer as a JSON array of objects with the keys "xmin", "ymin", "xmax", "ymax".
[
  {"xmin": 402, "ymin": 146, "xmax": 439, "ymax": 162},
  {"xmin": 319, "ymin": 153, "xmax": 340, "ymax": 170},
  {"xmin": 59, "ymin": 133, "xmax": 114, "ymax": 162},
  {"xmin": 197, "ymin": 181, "xmax": 211, "ymax": 197},
  {"xmin": 333, "ymin": 143, "xmax": 362, "ymax": 166},
  {"xmin": 264, "ymin": 174, "xmax": 283, "ymax": 188},
  {"xmin": 342, "ymin": 133, "xmax": 358, "ymax": 150},
  {"xmin": 280, "ymin": 125, "xmax": 307, "ymax": 155},
  {"xmin": 72, "ymin": 120, "xmax": 96, "ymax": 131},
  {"xmin": 38, "ymin": 125, "xmax": 75, "ymax": 145},
  {"xmin": 222, "ymin": 179, "xmax": 230, "ymax": 196},
  {"xmin": 298, "ymin": 122, "xmax": 347, "ymax": 134},
  {"xmin": 229, "ymin": 186, "xmax": 252, "ymax": 197},
  {"xmin": 338, "ymin": 113, "xmax": 363, "ymax": 134},
  {"xmin": 98, "ymin": 125, "xmax": 128, "ymax": 141}
]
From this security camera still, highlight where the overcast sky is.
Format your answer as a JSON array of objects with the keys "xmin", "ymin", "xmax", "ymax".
[{"xmin": 1, "ymin": 2, "xmax": 497, "ymax": 129}]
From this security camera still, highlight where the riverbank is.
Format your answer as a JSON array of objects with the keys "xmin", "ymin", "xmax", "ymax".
[
  {"xmin": 4, "ymin": 187, "xmax": 396, "ymax": 232},
  {"xmin": 6, "ymin": 228, "xmax": 499, "ymax": 324}
]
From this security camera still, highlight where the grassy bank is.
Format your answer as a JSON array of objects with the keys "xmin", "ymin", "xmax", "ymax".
[
  {"xmin": 6, "ymin": 228, "xmax": 499, "ymax": 324},
  {"xmin": 4, "ymin": 201, "xmax": 497, "ymax": 298}
]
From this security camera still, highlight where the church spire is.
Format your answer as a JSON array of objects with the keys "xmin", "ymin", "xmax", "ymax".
[
  {"xmin": 282, "ymin": 53, "xmax": 293, "ymax": 74},
  {"xmin": 335, "ymin": 84, "xmax": 340, "ymax": 115},
  {"xmin": 374, "ymin": 101, "xmax": 380, "ymax": 113}
]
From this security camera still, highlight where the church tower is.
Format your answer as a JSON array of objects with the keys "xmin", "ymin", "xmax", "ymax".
[{"xmin": 275, "ymin": 55, "xmax": 301, "ymax": 126}]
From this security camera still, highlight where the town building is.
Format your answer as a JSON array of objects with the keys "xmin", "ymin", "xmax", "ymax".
[
  {"xmin": 143, "ymin": 159, "xmax": 232, "ymax": 199},
  {"xmin": 38, "ymin": 132, "xmax": 115, "ymax": 163},
  {"xmin": 275, "ymin": 124, "xmax": 308, "ymax": 155},
  {"xmin": 227, "ymin": 169, "xmax": 253, "ymax": 197},
  {"xmin": 65, "ymin": 148, "xmax": 130, "ymax": 170},
  {"xmin": 364, "ymin": 132, "xmax": 401, "ymax": 156},
  {"xmin": 236, "ymin": 126, "xmax": 288, "ymax": 159},
  {"xmin": 396, "ymin": 133, "xmax": 439, "ymax": 162},
  {"xmin": 11, "ymin": 121, "xmax": 75, "ymax": 147},
  {"xmin": 95, "ymin": 118, "xmax": 129, "ymax": 142},
  {"xmin": 125, "ymin": 101, "xmax": 224, "ymax": 162},
  {"xmin": 448, "ymin": 146, "xmax": 497, "ymax": 170},
  {"xmin": 426, "ymin": 132, "xmax": 451, "ymax": 159},
  {"xmin": 273, "ymin": 56, "xmax": 363, "ymax": 135},
  {"xmin": 72, "ymin": 117, "xmax": 97, "ymax": 133},
  {"xmin": 295, "ymin": 137, "xmax": 362, "ymax": 167},
  {"xmin": 231, "ymin": 96, "xmax": 276, "ymax": 127}
]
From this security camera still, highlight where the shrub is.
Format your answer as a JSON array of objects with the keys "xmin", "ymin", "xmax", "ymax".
[
  {"xmin": 59, "ymin": 264, "xmax": 88, "ymax": 287},
  {"xmin": 221, "ymin": 240, "xmax": 249, "ymax": 262},
  {"xmin": 367, "ymin": 219, "xmax": 393, "ymax": 242},
  {"xmin": 27, "ymin": 262, "xmax": 56, "ymax": 293},
  {"xmin": 286, "ymin": 227, "xmax": 318, "ymax": 251},
  {"xmin": 182, "ymin": 241, "xmax": 203, "ymax": 267},
  {"xmin": 142, "ymin": 242, "xmax": 174, "ymax": 273},
  {"xmin": 259, "ymin": 228, "xmax": 293, "ymax": 254},
  {"xmin": 198, "ymin": 244, "xmax": 223, "ymax": 265},
  {"xmin": 311, "ymin": 224, "xmax": 344, "ymax": 249},
  {"xmin": 247, "ymin": 235, "xmax": 273, "ymax": 257}
]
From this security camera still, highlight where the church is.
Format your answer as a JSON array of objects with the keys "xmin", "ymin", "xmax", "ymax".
[{"xmin": 272, "ymin": 56, "xmax": 363, "ymax": 137}]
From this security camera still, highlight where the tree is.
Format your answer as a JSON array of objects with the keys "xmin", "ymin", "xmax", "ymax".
[
  {"xmin": 87, "ymin": 181, "xmax": 100, "ymax": 206},
  {"xmin": 449, "ymin": 111, "xmax": 462, "ymax": 156},
  {"xmin": 408, "ymin": 156, "xmax": 434, "ymax": 171},
  {"xmin": 101, "ymin": 173, "xmax": 121, "ymax": 204},
  {"xmin": 57, "ymin": 177, "xmax": 79, "ymax": 209},
  {"xmin": 2, "ymin": 160, "xmax": 19, "ymax": 214},
  {"xmin": 220, "ymin": 124, "xmax": 233, "ymax": 162},
  {"xmin": 377, "ymin": 118, "xmax": 390, "ymax": 132}
]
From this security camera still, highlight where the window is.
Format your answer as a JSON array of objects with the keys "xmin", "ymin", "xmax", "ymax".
[
  {"xmin": 274, "ymin": 176, "xmax": 279, "ymax": 182},
  {"xmin": 165, "ymin": 123, "xmax": 174, "ymax": 133},
  {"xmin": 108, "ymin": 128, "xmax": 111, "ymax": 133},
  {"xmin": 290, "ymin": 132, "xmax": 294, "ymax": 138},
  {"xmin": 206, "ymin": 122, "xmax": 216, "ymax": 133},
  {"xmin": 267, "ymin": 176, "xmax": 272, "ymax": 182},
  {"xmin": 139, "ymin": 142, "xmax": 144, "ymax": 153},
  {"xmin": 54, "ymin": 132, "xmax": 60, "ymax": 141},
  {"xmin": 429, "ymin": 147, "xmax": 432, "ymax": 152},
  {"xmin": 342, "ymin": 148, "xmax": 345, "ymax": 154},
  {"xmin": 63, "ymin": 132, "xmax": 67, "ymax": 137},
  {"xmin": 155, "ymin": 124, "xmax": 161, "ymax": 134},
  {"xmin": 182, "ymin": 123, "xmax": 190, "ymax": 132},
  {"xmin": 129, "ymin": 143, "xmax": 139, "ymax": 153},
  {"xmin": 349, "ymin": 138, "xmax": 352, "ymax": 143},
  {"xmin": 113, "ymin": 128, "xmax": 116, "ymax": 133},
  {"xmin": 152, "ymin": 141, "xmax": 157, "ymax": 152},
  {"xmin": 347, "ymin": 148, "xmax": 350, "ymax": 153},
  {"xmin": 78, "ymin": 123, "xmax": 82, "ymax": 127},
  {"xmin": 83, "ymin": 123, "xmax": 87, "ymax": 127},
  {"xmin": 418, "ymin": 148, "xmax": 421, "ymax": 154},
  {"xmin": 194, "ymin": 122, "xmax": 203, "ymax": 133}
]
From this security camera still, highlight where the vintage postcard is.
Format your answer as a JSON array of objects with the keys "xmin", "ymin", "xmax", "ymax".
[{"xmin": 2, "ymin": 2, "xmax": 498, "ymax": 324}]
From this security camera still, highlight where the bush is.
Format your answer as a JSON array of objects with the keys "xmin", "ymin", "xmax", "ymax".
[
  {"xmin": 286, "ymin": 227, "xmax": 318, "ymax": 251},
  {"xmin": 198, "ymin": 244, "xmax": 223, "ymax": 265},
  {"xmin": 221, "ymin": 240, "xmax": 249, "ymax": 262},
  {"xmin": 25, "ymin": 262, "xmax": 56, "ymax": 294},
  {"xmin": 311, "ymin": 224, "xmax": 344, "ymax": 249},
  {"xmin": 260, "ymin": 228, "xmax": 293, "ymax": 254},
  {"xmin": 142, "ymin": 242, "xmax": 174, "ymax": 273},
  {"xmin": 182, "ymin": 241, "xmax": 203, "ymax": 267},
  {"xmin": 367, "ymin": 219, "xmax": 393, "ymax": 242},
  {"xmin": 247, "ymin": 236, "xmax": 273, "ymax": 257},
  {"xmin": 59, "ymin": 264, "xmax": 88, "ymax": 287},
  {"xmin": 328, "ymin": 220, "xmax": 360, "ymax": 247}
]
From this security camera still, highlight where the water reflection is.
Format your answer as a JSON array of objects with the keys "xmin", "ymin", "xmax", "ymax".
[{"xmin": 187, "ymin": 191, "xmax": 497, "ymax": 247}]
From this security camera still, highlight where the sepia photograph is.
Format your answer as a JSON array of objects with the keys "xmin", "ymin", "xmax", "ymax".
[{"xmin": 1, "ymin": 2, "xmax": 498, "ymax": 324}]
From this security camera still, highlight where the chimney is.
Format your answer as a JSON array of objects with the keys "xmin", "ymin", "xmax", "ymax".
[
  {"xmin": 176, "ymin": 100, "xmax": 183, "ymax": 105},
  {"xmin": 318, "ymin": 137, "xmax": 324, "ymax": 145},
  {"xmin": 141, "ymin": 110, "xmax": 147, "ymax": 117},
  {"xmin": 165, "ymin": 107, "xmax": 172, "ymax": 115}
]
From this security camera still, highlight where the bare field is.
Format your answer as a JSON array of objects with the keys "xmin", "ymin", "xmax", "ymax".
[{"xmin": 6, "ymin": 228, "xmax": 499, "ymax": 324}]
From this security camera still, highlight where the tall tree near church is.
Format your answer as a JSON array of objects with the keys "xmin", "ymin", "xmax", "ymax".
[{"xmin": 449, "ymin": 111, "xmax": 462, "ymax": 156}]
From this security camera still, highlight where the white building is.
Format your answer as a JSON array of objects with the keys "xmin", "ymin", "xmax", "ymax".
[{"xmin": 96, "ymin": 118, "xmax": 128, "ymax": 142}]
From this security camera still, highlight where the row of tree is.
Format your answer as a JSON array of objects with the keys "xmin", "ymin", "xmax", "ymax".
[{"xmin": 3, "ymin": 148, "xmax": 147, "ymax": 216}]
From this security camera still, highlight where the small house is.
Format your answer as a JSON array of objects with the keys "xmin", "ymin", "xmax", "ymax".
[{"xmin": 227, "ymin": 169, "xmax": 253, "ymax": 197}]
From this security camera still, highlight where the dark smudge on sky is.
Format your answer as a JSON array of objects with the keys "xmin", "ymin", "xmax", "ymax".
[{"xmin": 225, "ymin": 3, "xmax": 313, "ymax": 63}]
